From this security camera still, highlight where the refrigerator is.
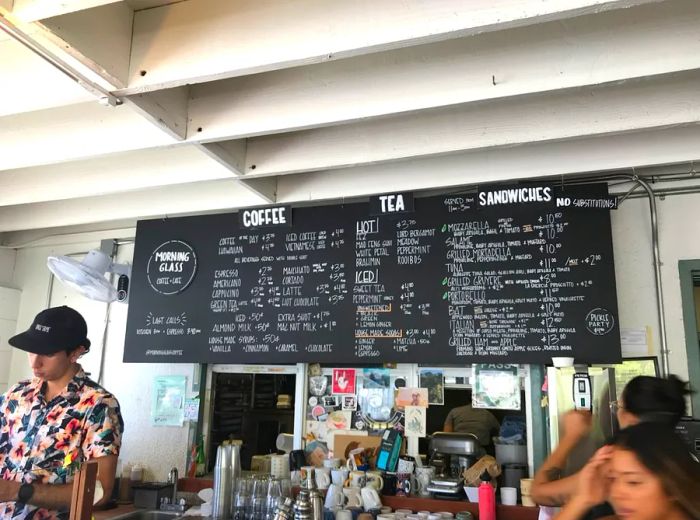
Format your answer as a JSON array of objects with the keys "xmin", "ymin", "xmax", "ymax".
[{"xmin": 546, "ymin": 366, "xmax": 618, "ymax": 476}]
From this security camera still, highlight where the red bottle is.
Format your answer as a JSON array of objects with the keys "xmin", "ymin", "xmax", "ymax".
[{"xmin": 478, "ymin": 471, "xmax": 497, "ymax": 520}]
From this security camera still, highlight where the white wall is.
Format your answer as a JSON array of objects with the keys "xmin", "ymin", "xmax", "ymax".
[
  {"xmin": 0, "ymin": 286, "xmax": 20, "ymax": 390},
  {"xmin": 0, "ymin": 249, "xmax": 17, "ymax": 287},
  {"xmin": 0, "ymin": 248, "xmax": 20, "ymax": 392},
  {"xmin": 6, "ymin": 238, "xmax": 195, "ymax": 481},
  {"xmin": 694, "ymin": 287, "xmax": 700, "ymax": 329},
  {"xmin": 612, "ymin": 192, "xmax": 700, "ymax": 385}
]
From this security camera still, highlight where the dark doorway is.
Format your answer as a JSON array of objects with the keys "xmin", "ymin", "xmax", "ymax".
[{"xmin": 208, "ymin": 372, "xmax": 296, "ymax": 470}]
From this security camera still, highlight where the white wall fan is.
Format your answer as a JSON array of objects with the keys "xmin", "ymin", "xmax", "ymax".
[{"xmin": 47, "ymin": 241, "xmax": 131, "ymax": 303}]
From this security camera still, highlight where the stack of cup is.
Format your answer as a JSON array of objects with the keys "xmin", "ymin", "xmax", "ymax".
[
  {"xmin": 500, "ymin": 487, "xmax": 517, "ymax": 506},
  {"xmin": 520, "ymin": 478, "xmax": 535, "ymax": 506},
  {"xmin": 212, "ymin": 444, "xmax": 233, "ymax": 520},
  {"xmin": 270, "ymin": 454, "xmax": 290, "ymax": 479}
]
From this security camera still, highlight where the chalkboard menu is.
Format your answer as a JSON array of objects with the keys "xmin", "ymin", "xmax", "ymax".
[{"xmin": 124, "ymin": 184, "xmax": 621, "ymax": 364}]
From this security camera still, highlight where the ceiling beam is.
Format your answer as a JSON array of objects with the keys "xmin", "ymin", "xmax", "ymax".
[
  {"xmin": 0, "ymin": 37, "xmax": 93, "ymax": 116},
  {"xmin": 5, "ymin": 68, "xmax": 699, "ymax": 175},
  {"xmin": 195, "ymin": 140, "xmax": 248, "ymax": 176},
  {"xmin": 0, "ymin": 179, "xmax": 267, "ymax": 232},
  {"xmin": 239, "ymin": 177, "xmax": 277, "ymax": 204},
  {"xmin": 239, "ymin": 71, "xmax": 700, "ymax": 177},
  {"xmin": 123, "ymin": 86, "xmax": 189, "ymax": 140},
  {"xmin": 123, "ymin": 0, "xmax": 660, "ymax": 93},
  {"xmin": 275, "ymin": 125, "xmax": 700, "ymax": 202},
  {"xmin": 39, "ymin": 2, "xmax": 133, "ymax": 87},
  {"xmin": 187, "ymin": 0, "xmax": 700, "ymax": 142},
  {"xmin": 0, "ymin": 102, "xmax": 177, "ymax": 170},
  {"xmin": 4, "ymin": 0, "xmax": 121, "ymax": 22},
  {"xmin": 2, "ymin": 123, "xmax": 698, "ymax": 233},
  {"xmin": 1, "ymin": 3, "xmax": 129, "ymax": 98},
  {"xmin": 0, "ymin": 147, "xmax": 236, "ymax": 207}
]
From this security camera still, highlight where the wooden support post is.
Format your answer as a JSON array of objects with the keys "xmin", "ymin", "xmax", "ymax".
[{"xmin": 69, "ymin": 461, "xmax": 98, "ymax": 520}]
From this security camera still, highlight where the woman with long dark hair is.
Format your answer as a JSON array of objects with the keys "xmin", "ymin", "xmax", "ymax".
[
  {"xmin": 532, "ymin": 375, "xmax": 691, "ymax": 508},
  {"xmin": 556, "ymin": 422, "xmax": 700, "ymax": 520}
]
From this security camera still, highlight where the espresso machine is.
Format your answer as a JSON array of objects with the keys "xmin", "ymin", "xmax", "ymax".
[{"xmin": 426, "ymin": 432, "xmax": 483, "ymax": 499}]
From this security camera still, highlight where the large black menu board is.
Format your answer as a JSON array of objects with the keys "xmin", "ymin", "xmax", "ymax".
[{"xmin": 124, "ymin": 184, "xmax": 621, "ymax": 364}]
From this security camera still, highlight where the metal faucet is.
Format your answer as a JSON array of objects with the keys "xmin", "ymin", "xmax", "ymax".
[
  {"xmin": 168, "ymin": 467, "xmax": 179, "ymax": 504},
  {"xmin": 161, "ymin": 467, "xmax": 186, "ymax": 512}
]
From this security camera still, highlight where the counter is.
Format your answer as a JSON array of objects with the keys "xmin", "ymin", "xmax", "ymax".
[
  {"xmin": 382, "ymin": 496, "xmax": 539, "ymax": 520},
  {"xmin": 93, "ymin": 504, "xmax": 137, "ymax": 520},
  {"xmin": 93, "ymin": 480, "xmax": 539, "ymax": 520}
]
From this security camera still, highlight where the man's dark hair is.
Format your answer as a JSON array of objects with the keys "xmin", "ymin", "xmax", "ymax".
[{"xmin": 63, "ymin": 343, "xmax": 90, "ymax": 356}]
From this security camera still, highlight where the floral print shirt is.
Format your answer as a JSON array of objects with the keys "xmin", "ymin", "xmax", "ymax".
[{"xmin": 0, "ymin": 368, "xmax": 124, "ymax": 520}]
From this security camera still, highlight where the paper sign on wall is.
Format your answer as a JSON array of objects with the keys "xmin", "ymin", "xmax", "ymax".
[
  {"xmin": 184, "ymin": 398, "xmax": 200, "ymax": 422},
  {"xmin": 404, "ymin": 406, "xmax": 427, "ymax": 437},
  {"xmin": 620, "ymin": 327, "xmax": 652, "ymax": 357},
  {"xmin": 473, "ymin": 364, "xmax": 520, "ymax": 410},
  {"xmin": 395, "ymin": 387, "xmax": 428, "ymax": 409},
  {"xmin": 152, "ymin": 375, "xmax": 187, "ymax": 426}
]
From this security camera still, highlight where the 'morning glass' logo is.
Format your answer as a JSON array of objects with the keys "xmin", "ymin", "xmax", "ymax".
[{"xmin": 146, "ymin": 240, "xmax": 198, "ymax": 295}]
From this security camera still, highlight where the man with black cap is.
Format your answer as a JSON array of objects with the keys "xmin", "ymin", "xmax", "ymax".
[{"xmin": 0, "ymin": 306, "xmax": 124, "ymax": 519}]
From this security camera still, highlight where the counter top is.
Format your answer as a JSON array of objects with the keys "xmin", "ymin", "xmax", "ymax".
[
  {"xmin": 92, "ymin": 480, "xmax": 539, "ymax": 520},
  {"xmin": 92, "ymin": 496, "xmax": 538, "ymax": 520},
  {"xmin": 93, "ymin": 504, "xmax": 137, "ymax": 520},
  {"xmin": 382, "ymin": 496, "xmax": 539, "ymax": 520}
]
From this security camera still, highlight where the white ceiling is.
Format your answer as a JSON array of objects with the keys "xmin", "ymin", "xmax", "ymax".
[{"xmin": 1, "ymin": 0, "xmax": 700, "ymax": 241}]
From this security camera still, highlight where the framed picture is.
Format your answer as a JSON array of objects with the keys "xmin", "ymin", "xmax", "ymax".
[
  {"xmin": 472, "ymin": 364, "xmax": 520, "ymax": 410},
  {"xmin": 418, "ymin": 368, "xmax": 444, "ymax": 405}
]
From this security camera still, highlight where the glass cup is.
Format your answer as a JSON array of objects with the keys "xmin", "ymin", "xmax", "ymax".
[
  {"xmin": 265, "ymin": 478, "xmax": 283, "ymax": 520},
  {"xmin": 279, "ymin": 478, "xmax": 292, "ymax": 499},
  {"xmin": 233, "ymin": 478, "xmax": 252, "ymax": 520},
  {"xmin": 252, "ymin": 475, "xmax": 269, "ymax": 520}
]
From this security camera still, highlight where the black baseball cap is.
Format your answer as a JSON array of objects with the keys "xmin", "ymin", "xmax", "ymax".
[{"xmin": 9, "ymin": 305, "xmax": 91, "ymax": 355}]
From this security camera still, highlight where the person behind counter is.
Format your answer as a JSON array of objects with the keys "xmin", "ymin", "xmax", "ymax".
[
  {"xmin": 0, "ymin": 306, "xmax": 124, "ymax": 520},
  {"xmin": 443, "ymin": 403, "xmax": 500, "ymax": 449},
  {"xmin": 555, "ymin": 422, "xmax": 700, "ymax": 520},
  {"xmin": 531, "ymin": 375, "xmax": 691, "ymax": 510}
]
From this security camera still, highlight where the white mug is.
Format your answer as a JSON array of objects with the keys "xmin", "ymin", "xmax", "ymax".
[
  {"xmin": 324, "ymin": 458, "xmax": 342, "ymax": 469},
  {"xmin": 332, "ymin": 468, "xmax": 349, "ymax": 486},
  {"xmin": 325, "ymin": 484, "xmax": 346, "ymax": 509},
  {"xmin": 366, "ymin": 470, "xmax": 384, "ymax": 491},
  {"xmin": 397, "ymin": 457, "xmax": 415, "ymax": 474},
  {"xmin": 348, "ymin": 470, "xmax": 366, "ymax": 488},
  {"xmin": 361, "ymin": 486, "xmax": 382, "ymax": 510},
  {"xmin": 316, "ymin": 467, "xmax": 331, "ymax": 490},
  {"xmin": 343, "ymin": 487, "xmax": 364, "ymax": 508},
  {"xmin": 336, "ymin": 510, "xmax": 353, "ymax": 520},
  {"xmin": 415, "ymin": 466, "xmax": 434, "ymax": 496}
]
